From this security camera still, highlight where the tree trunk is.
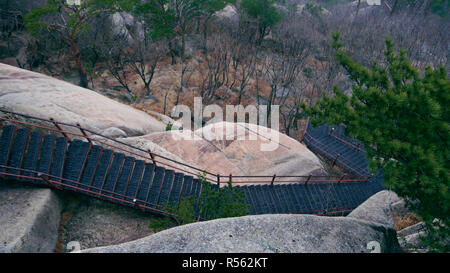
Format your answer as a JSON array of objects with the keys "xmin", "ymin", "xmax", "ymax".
[
  {"xmin": 168, "ymin": 40, "xmax": 177, "ymax": 65},
  {"xmin": 71, "ymin": 42, "xmax": 88, "ymax": 88},
  {"xmin": 181, "ymin": 33, "xmax": 186, "ymax": 62}
]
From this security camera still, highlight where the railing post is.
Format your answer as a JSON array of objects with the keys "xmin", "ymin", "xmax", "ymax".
[
  {"xmin": 133, "ymin": 199, "xmax": 145, "ymax": 213},
  {"xmin": 229, "ymin": 173, "xmax": 232, "ymax": 185},
  {"xmin": 217, "ymin": 174, "xmax": 220, "ymax": 191},
  {"xmin": 147, "ymin": 149, "xmax": 157, "ymax": 166},
  {"xmin": 38, "ymin": 173, "xmax": 62, "ymax": 190},
  {"xmin": 305, "ymin": 174, "xmax": 312, "ymax": 185},
  {"xmin": 332, "ymin": 154, "xmax": 340, "ymax": 167},
  {"xmin": 76, "ymin": 123, "xmax": 92, "ymax": 143},
  {"xmin": 271, "ymin": 174, "xmax": 276, "ymax": 186},
  {"xmin": 50, "ymin": 118, "xmax": 71, "ymax": 141}
]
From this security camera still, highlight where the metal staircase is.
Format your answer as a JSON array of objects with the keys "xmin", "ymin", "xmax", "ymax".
[{"xmin": 0, "ymin": 109, "xmax": 385, "ymax": 219}]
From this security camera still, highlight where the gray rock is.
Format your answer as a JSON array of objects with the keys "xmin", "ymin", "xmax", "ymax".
[
  {"xmin": 80, "ymin": 214, "xmax": 400, "ymax": 253},
  {"xmin": 397, "ymin": 222, "xmax": 426, "ymax": 237},
  {"xmin": 398, "ymin": 231, "xmax": 427, "ymax": 251},
  {"xmin": 110, "ymin": 12, "xmax": 144, "ymax": 44},
  {"xmin": 347, "ymin": 190, "xmax": 400, "ymax": 228},
  {"xmin": 0, "ymin": 63, "xmax": 165, "ymax": 137},
  {"xmin": 390, "ymin": 199, "xmax": 409, "ymax": 218},
  {"xmin": 101, "ymin": 127, "xmax": 128, "ymax": 138},
  {"xmin": 0, "ymin": 182, "xmax": 62, "ymax": 253},
  {"xmin": 59, "ymin": 194, "xmax": 153, "ymax": 252},
  {"xmin": 215, "ymin": 4, "xmax": 238, "ymax": 20}
]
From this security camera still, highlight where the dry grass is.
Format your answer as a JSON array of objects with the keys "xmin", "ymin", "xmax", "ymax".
[{"xmin": 393, "ymin": 212, "xmax": 422, "ymax": 231}]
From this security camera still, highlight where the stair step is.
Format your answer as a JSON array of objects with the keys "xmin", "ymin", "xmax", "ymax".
[
  {"xmin": 281, "ymin": 185, "xmax": 297, "ymax": 213},
  {"xmin": 146, "ymin": 166, "xmax": 165, "ymax": 208},
  {"xmin": 62, "ymin": 140, "xmax": 90, "ymax": 190},
  {"xmin": 135, "ymin": 163, "xmax": 155, "ymax": 206},
  {"xmin": 246, "ymin": 186, "xmax": 259, "ymax": 214},
  {"xmin": 100, "ymin": 153, "xmax": 125, "ymax": 198},
  {"xmin": 89, "ymin": 149, "xmax": 113, "ymax": 197},
  {"xmin": 36, "ymin": 134, "xmax": 56, "ymax": 184},
  {"xmin": 78, "ymin": 145, "xmax": 103, "ymax": 192},
  {"xmin": 258, "ymin": 185, "xmax": 273, "ymax": 213},
  {"xmin": 274, "ymin": 186, "xmax": 288, "ymax": 213},
  {"xmin": 124, "ymin": 160, "xmax": 145, "ymax": 205},
  {"xmin": 49, "ymin": 137, "xmax": 67, "ymax": 182},
  {"xmin": 180, "ymin": 175, "xmax": 193, "ymax": 199},
  {"xmin": 0, "ymin": 125, "xmax": 16, "ymax": 175},
  {"xmin": 251, "ymin": 186, "xmax": 265, "ymax": 214},
  {"xmin": 113, "ymin": 156, "xmax": 135, "ymax": 202},
  {"xmin": 157, "ymin": 169, "xmax": 175, "ymax": 207},
  {"xmin": 191, "ymin": 178, "xmax": 202, "ymax": 200},
  {"xmin": 287, "ymin": 184, "xmax": 301, "ymax": 212},
  {"xmin": 262, "ymin": 186, "xmax": 279, "ymax": 214},
  {"xmin": 5, "ymin": 128, "xmax": 28, "ymax": 179},
  {"xmin": 21, "ymin": 131, "xmax": 42, "ymax": 182},
  {"xmin": 168, "ymin": 172, "xmax": 184, "ymax": 206},
  {"xmin": 268, "ymin": 185, "xmax": 283, "ymax": 213}
]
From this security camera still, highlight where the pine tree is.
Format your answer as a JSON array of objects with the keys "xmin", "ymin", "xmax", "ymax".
[
  {"xmin": 240, "ymin": 0, "xmax": 283, "ymax": 45},
  {"xmin": 302, "ymin": 32, "xmax": 450, "ymax": 251}
]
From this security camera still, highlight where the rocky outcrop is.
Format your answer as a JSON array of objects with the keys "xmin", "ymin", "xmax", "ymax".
[
  {"xmin": 398, "ymin": 230, "xmax": 427, "ymax": 252},
  {"xmin": 397, "ymin": 222, "xmax": 426, "ymax": 237},
  {"xmin": 347, "ymin": 190, "xmax": 400, "ymax": 228},
  {"xmin": 215, "ymin": 4, "xmax": 238, "ymax": 20},
  {"xmin": 142, "ymin": 122, "xmax": 326, "ymax": 181},
  {"xmin": 94, "ymin": 134, "xmax": 194, "ymax": 174},
  {"xmin": 101, "ymin": 127, "xmax": 128, "ymax": 139},
  {"xmin": 80, "ymin": 214, "xmax": 400, "ymax": 253},
  {"xmin": 0, "ymin": 64, "xmax": 165, "ymax": 137},
  {"xmin": 110, "ymin": 12, "xmax": 144, "ymax": 44},
  {"xmin": 0, "ymin": 182, "xmax": 62, "ymax": 253},
  {"xmin": 147, "ymin": 110, "xmax": 183, "ymax": 130}
]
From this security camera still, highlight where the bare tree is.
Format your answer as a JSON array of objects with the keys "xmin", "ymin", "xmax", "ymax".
[
  {"xmin": 262, "ymin": 23, "xmax": 308, "ymax": 125},
  {"xmin": 101, "ymin": 34, "xmax": 134, "ymax": 97},
  {"xmin": 197, "ymin": 34, "xmax": 232, "ymax": 104},
  {"xmin": 128, "ymin": 37, "xmax": 167, "ymax": 98},
  {"xmin": 227, "ymin": 40, "xmax": 258, "ymax": 104}
]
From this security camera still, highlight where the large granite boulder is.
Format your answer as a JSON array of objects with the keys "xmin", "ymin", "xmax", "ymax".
[
  {"xmin": 347, "ymin": 190, "xmax": 401, "ymax": 228},
  {"xmin": 0, "ymin": 181, "xmax": 62, "ymax": 253},
  {"xmin": 0, "ymin": 64, "xmax": 165, "ymax": 136},
  {"xmin": 142, "ymin": 122, "xmax": 326, "ymax": 181},
  {"xmin": 80, "ymin": 214, "xmax": 400, "ymax": 253}
]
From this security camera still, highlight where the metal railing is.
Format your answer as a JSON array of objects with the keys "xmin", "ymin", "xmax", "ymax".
[
  {"xmin": 329, "ymin": 129, "xmax": 366, "ymax": 153},
  {"xmin": 0, "ymin": 108, "xmax": 369, "ymax": 186}
]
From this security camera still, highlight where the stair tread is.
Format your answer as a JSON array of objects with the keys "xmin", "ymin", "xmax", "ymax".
[
  {"xmin": 6, "ymin": 128, "xmax": 28, "ymax": 178},
  {"xmin": 21, "ymin": 131, "xmax": 42, "ymax": 182}
]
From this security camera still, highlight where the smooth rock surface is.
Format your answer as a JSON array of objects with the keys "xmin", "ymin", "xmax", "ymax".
[
  {"xmin": 0, "ymin": 64, "xmax": 165, "ymax": 136},
  {"xmin": 347, "ymin": 190, "xmax": 400, "ymax": 228},
  {"xmin": 0, "ymin": 181, "xmax": 62, "ymax": 253},
  {"xmin": 398, "ymin": 231, "xmax": 427, "ymax": 251},
  {"xmin": 147, "ymin": 110, "xmax": 183, "ymax": 130},
  {"xmin": 142, "ymin": 122, "xmax": 326, "ymax": 181},
  {"xmin": 80, "ymin": 214, "xmax": 400, "ymax": 253},
  {"xmin": 397, "ymin": 222, "xmax": 426, "ymax": 237},
  {"xmin": 101, "ymin": 127, "xmax": 128, "ymax": 138},
  {"xmin": 94, "ymin": 135, "xmax": 194, "ymax": 174}
]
